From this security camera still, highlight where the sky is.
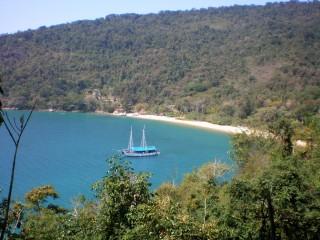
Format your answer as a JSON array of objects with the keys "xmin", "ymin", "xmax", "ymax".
[{"xmin": 1, "ymin": 0, "xmax": 287, "ymax": 34}]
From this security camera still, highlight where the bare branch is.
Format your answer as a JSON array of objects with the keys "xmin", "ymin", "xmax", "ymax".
[
  {"xmin": 4, "ymin": 112, "xmax": 20, "ymax": 136},
  {"xmin": 0, "ymin": 112, "xmax": 17, "ymax": 145},
  {"xmin": 14, "ymin": 118, "xmax": 22, "ymax": 132},
  {"xmin": 20, "ymin": 104, "xmax": 35, "ymax": 135}
]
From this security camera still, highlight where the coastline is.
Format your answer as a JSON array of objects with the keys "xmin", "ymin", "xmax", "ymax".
[
  {"xmin": 123, "ymin": 113, "xmax": 307, "ymax": 146},
  {"xmin": 125, "ymin": 113, "xmax": 251, "ymax": 135},
  {"xmin": 2, "ymin": 108, "xmax": 250, "ymax": 135},
  {"xmin": 4, "ymin": 109, "xmax": 306, "ymax": 145}
]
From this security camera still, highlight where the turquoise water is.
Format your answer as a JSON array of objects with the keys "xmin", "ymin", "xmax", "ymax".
[{"xmin": 0, "ymin": 111, "xmax": 232, "ymax": 207}]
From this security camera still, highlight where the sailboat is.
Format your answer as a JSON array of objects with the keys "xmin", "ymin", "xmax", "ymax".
[{"xmin": 121, "ymin": 126, "xmax": 160, "ymax": 157}]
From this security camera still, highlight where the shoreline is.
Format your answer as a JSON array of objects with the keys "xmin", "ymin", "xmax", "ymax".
[
  {"xmin": 124, "ymin": 113, "xmax": 251, "ymax": 135},
  {"xmin": 3, "ymin": 108, "xmax": 307, "ymax": 144},
  {"xmin": 3, "ymin": 108, "xmax": 250, "ymax": 135}
]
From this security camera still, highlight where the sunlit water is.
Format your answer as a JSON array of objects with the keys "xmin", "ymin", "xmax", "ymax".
[{"xmin": 0, "ymin": 111, "xmax": 233, "ymax": 207}]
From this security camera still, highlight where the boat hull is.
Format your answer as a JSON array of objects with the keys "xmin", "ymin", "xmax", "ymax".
[{"xmin": 121, "ymin": 149, "xmax": 160, "ymax": 157}]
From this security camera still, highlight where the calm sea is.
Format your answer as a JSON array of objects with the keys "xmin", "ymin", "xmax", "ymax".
[{"xmin": 0, "ymin": 111, "xmax": 233, "ymax": 207}]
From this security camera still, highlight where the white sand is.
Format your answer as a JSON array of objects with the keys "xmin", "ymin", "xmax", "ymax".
[
  {"xmin": 125, "ymin": 113, "xmax": 307, "ymax": 147},
  {"xmin": 125, "ymin": 113, "xmax": 251, "ymax": 135}
]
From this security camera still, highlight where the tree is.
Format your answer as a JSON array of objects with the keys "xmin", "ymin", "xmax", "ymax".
[
  {"xmin": 0, "ymin": 106, "xmax": 35, "ymax": 240},
  {"xmin": 132, "ymin": 162, "xmax": 230, "ymax": 240},
  {"xmin": 25, "ymin": 185, "xmax": 59, "ymax": 212},
  {"xmin": 21, "ymin": 186, "xmax": 66, "ymax": 240},
  {"xmin": 93, "ymin": 155, "xmax": 151, "ymax": 239},
  {"xmin": 226, "ymin": 131, "xmax": 320, "ymax": 240},
  {"xmin": 269, "ymin": 118, "xmax": 293, "ymax": 157}
]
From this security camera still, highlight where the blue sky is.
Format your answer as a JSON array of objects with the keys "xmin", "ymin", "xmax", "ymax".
[{"xmin": 1, "ymin": 0, "xmax": 286, "ymax": 34}]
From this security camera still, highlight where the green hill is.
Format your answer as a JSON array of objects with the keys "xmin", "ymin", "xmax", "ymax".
[{"xmin": 1, "ymin": 1, "xmax": 320, "ymax": 125}]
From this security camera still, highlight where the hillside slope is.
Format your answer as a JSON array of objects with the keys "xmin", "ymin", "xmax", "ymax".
[{"xmin": 0, "ymin": 1, "xmax": 319, "ymax": 124}]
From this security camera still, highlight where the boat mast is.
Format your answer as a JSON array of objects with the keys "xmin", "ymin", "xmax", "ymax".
[
  {"xmin": 128, "ymin": 126, "xmax": 133, "ymax": 150},
  {"xmin": 141, "ymin": 125, "xmax": 147, "ymax": 148}
]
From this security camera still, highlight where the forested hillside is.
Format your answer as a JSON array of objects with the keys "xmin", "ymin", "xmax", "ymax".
[{"xmin": 1, "ymin": 1, "xmax": 320, "ymax": 124}]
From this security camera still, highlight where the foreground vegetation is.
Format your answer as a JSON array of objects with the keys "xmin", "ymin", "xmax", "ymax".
[
  {"xmin": 1, "ymin": 1, "xmax": 320, "ymax": 125},
  {"xmin": 1, "ymin": 115, "xmax": 319, "ymax": 239}
]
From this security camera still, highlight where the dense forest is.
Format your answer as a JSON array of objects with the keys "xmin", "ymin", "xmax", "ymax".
[{"xmin": 0, "ymin": 1, "xmax": 320, "ymax": 125}]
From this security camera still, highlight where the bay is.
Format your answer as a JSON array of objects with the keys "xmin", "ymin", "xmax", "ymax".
[{"xmin": 0, "ymin": 111, "xmax": 232, "ymax": 207}]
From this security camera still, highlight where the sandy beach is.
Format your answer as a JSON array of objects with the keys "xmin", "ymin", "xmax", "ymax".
[{"xmin": 125, "ymin": 113, "xmax": 251, "ymax": 135}]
